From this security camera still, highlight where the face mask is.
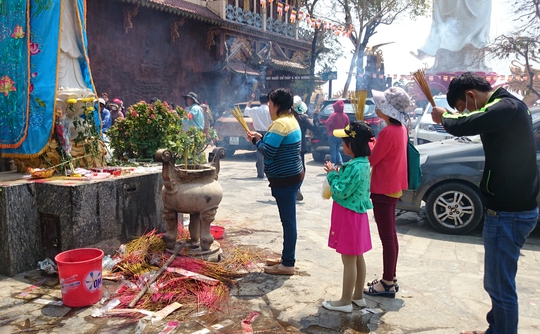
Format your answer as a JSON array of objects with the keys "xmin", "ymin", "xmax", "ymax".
[{"xmin": 463, "ymin": 95, "xmax": 479, "ymax": 113}]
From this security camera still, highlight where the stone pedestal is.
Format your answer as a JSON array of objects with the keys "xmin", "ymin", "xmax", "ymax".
[
  {"xmin": 182, "ymin": 240, "xmax": 223, "ymax": 262},
  {"xmin": 0, "ymin": 171, "xmax": 165, "ymax": 276}
]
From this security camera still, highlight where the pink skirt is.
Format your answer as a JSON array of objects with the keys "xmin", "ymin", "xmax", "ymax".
[{"xmin": 328, "ymin": 202, "xmax": 372, "ymax": 255}]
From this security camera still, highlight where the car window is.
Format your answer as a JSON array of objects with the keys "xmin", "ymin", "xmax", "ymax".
[
  {"xmin": 320, "ymin": 100, "xmax": 377, "ymax": 118},
  {"xmin": 533, "ymin": 112, "xmax": 540, "ymax": 151},
  {"xmin": 425, "ymin": 97, "xmax": 453, "ymax": 114}
]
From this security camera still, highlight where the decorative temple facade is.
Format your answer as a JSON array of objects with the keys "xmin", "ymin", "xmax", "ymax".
[{"xmin": 87, "ymin": 0, "xmax": 312, "ymax": 112}]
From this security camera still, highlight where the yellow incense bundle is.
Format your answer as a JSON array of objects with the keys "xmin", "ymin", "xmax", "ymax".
[
  {"xmin": 412, "ymin": 69, "xmax": 436, "ymax": 107},
  {"xmin": 252, "ymin": 81, "xmax": 258, "ymax": 94},
  {"xmin": 349, "ymin": 90, "xmax": 367, "ymax": 120},
  {"xmin": 231, "ymin": 106, "xmax": 250, "ymax": 132}
]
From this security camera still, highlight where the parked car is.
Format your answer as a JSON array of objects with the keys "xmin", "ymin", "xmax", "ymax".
[
  {"xmin": 398, "ymin": 108, "xmax": 540, "ymax": 235},
  {"xmin": 413, "ymin": 95, "xmax": 456, "ymax": 145},
  {"xmin": 308, "ymin": 98, "xmax": 385, "ymax": 162},
  {"xmin": 214, "ymin": 101, "xmax": 260, "ymax": 157}
]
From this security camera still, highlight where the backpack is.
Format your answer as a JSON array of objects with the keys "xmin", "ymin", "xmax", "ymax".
[{"xmin": 407, "ymin": 135, "xmax": 422, "ymax": 191}]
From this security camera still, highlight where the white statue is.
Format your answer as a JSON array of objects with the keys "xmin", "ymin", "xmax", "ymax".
[
  {"xmin": 58, "ymin": 0, "xmax": 88, "ymax": 90},
  {"xmin": 56, "ymin": 0, "xmax": 95, "ymax": 140},
  {"xmin": 412, "ymin": 0, "xmax": 492, "ymax": 72}
]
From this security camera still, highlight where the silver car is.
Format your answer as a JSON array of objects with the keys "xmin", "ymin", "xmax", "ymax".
[{"xmin": 398, "ymin": 108, "xmax": 540, "ymax": 235}]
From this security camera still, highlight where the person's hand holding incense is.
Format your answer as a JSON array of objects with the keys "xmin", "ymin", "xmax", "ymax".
[
  {"xmin": 247, "ymin": 130, "xmax": 262, "ymax": 144},
  {"xmin": 431, "ymin": 106, "xmax": 448, "ymax": 124},
  {"xmin": 247, "ymin": 94, "xmax": 255, "ymax": 107}
]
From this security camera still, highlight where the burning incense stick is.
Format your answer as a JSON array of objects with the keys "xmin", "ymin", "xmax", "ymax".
[
  {"xmin": 231, "ymin": 106, "xmax": 250, "ymax": 132},
  {"xmin": 349, "ymin": 90, "xmax": 367, "ymax": 120},
  {"xmin": 412, "ymin": 69, "xmax": 436, "ymax": 107},
  {"xmin": 252, "ymin": 81, "xmax": 258, "ymax": 94}
]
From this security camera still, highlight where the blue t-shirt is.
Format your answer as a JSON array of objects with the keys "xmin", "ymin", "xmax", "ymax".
[
  {"xmin": 184, "ymin": 104, "xmax": 204, "ymax": 130},
  {"xmin": 101, "ymin": 108, "xmax": 112, "ymax": 132}
]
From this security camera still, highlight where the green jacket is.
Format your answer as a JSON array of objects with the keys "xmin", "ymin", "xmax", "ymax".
[{"xmin": 327, "ymin": 157, "xmax": 372, "ymax": 213}]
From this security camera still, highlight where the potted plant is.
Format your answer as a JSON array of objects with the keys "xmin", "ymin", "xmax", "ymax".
[{"xmin": 107, "ymin": 100, "xmax": 217, "ymax": 167}]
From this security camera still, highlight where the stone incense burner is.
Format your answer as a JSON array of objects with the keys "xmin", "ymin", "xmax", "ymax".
[{"xmin": 155, "ymin": 148, "xmax": 225, "ymax": 261}]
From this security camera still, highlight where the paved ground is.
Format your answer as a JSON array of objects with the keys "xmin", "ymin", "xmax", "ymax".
[{"xmin": 1, "ymin": 150, "xmax": 540, "ymax": 333}]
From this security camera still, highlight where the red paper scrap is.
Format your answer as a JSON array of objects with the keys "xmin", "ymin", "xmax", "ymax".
[
  {"xmin": 166, "ymin": 267, "xmax": 219, "ymax": 285},
  {"xmin": 17, "ymin": 285, "xmax": 38, "ymax": 298},
  {"xmin": 241, "ymin": 311, "xmax": 260, "ymax": 333},
  {"xmin": 158, "ymin": 321, "xmax": 179, "ymax": 334}
]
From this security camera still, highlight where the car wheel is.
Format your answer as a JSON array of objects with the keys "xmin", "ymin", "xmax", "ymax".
[
  {"xmin": 425, "ymin": 182, "xmax": 484, "ymax": 235},
  {"xmin": 312, "ymin": 151, "xmax": 325, "ymax": 162}
]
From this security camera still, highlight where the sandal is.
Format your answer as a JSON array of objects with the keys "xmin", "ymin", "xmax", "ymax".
[
  {"xmin": 364, "ymin": 280, "xmax": 396, "ymax": 298},
  {"xmin": 367, "ymin": 278, "xmax": 399, "ymax": 292}
]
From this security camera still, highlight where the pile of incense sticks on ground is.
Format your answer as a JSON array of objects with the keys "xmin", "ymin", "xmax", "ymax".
[{"xmin": 101, "ymin": 227, "xmax": 264, "ymax": 316}]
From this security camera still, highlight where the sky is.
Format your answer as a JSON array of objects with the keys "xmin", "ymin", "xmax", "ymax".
[{"xmin": 323, "ymin": 0, "xmax": 522, "ymax": 93}]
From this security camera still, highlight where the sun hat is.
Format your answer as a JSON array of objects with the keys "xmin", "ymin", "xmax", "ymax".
[
  {"xmin": 292, "ymin": 96, "xmax": 307, "ymax": 114},
  {"xmin": 333, "ymin": 120, "xmax": 374, "ymax": 139},
  {"xmin": 372, "ymin": 87, "xmax": 411, "ymax": 124},
  {"xmin": 332, "ymin": 99, "xmax": 344, "ymax": 113},
  {"xmin": 183, "ymin": 92, "xmax": 200, "ymax": 104}
]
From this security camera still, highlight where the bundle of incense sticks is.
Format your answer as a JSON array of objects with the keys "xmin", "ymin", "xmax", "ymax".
[
  {"xmin": 231, "ymin": 106, "xmax": 250, "ymax": 132},
  {"xmin": 412, "ymin": 69, "xmax": 436, "ymax": 107},
  {"xmin": 252, "ymin": 81, "xmax": 258, "ymax": 94},
  {"xmin": 350, "ymin": 90, "xmax": 367, "ymax": 120}
]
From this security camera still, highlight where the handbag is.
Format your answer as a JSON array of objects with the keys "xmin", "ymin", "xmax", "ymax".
[{"xmin": 407, "ymin": 134, "xmax": 422, "ymax": 191}]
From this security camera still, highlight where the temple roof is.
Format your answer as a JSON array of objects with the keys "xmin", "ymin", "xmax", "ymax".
[
  {"xmin": 268, "ymin": 59, "xmax": 309, "ymax": 75},
  {"xmin": 147, "ymin": 0, "xmax": 222, "ymax": 23}
]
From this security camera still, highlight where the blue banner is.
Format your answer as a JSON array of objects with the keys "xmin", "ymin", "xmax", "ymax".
[
  {"xmin": 1, "ymin": 0, "xmax": 95, "ymax": 157},
  {"xmin": 0, "ymin": 0, "xmax": 30, "ymax": 149}
]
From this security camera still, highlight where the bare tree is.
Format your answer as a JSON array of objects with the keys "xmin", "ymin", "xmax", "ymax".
[
  {"xmin": 295, "ymin": 0, "xmax": 342, "ymax": 104},
  {"xmin": 486, "ymin": 0, "xmax": 540, "ymax": 105}
]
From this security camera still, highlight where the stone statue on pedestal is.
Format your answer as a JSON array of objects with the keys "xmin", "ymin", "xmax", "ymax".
[{"xmin": 411, "ymin": 0, "xmax": 492, "ymax": 72}]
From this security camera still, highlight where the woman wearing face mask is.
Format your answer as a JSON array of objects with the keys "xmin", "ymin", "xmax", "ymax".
[{"xmin": 247, "ymin": 88, "xmax": 304, "ymax": 275}]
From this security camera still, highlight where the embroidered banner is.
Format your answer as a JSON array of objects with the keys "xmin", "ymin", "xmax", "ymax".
[
  {"xmin": 1, "ymin": 0, "xmax": 95, "ymax": 157},
  {"xmin": 0, "ymin": 0, "xmax": 30, "ymax": 149}
]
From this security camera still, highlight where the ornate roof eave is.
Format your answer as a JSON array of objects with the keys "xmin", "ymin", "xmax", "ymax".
[
  {"xmin": 268, "ymin": 59, "xmax": 309, "ymax": 75},
  {"xmin": 220, "ymin": 25, "xmax": 310, "ymax": 51},
  {"xmin": 117, "ymin": 0, "xmax": 311, "ymax": 50},
  {"xmin": 249, "ymin": 51, "xmax": 309, "ymax": 75}
]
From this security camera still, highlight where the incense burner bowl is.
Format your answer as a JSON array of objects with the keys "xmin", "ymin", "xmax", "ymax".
[{"xmin": 155, "ymin": 148, "xmax": 225, "ymax": 253}]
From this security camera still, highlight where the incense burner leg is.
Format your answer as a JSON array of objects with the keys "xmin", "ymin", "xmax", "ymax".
[
  {"xmin": 199, "ymin": 207, "xmax": 218, "ymax": 251},
  {"xmin": 188, "ymin": 213, "xmax": 201, "ymax": 247},
  {"xmin": 162, "ymin": 206, "xmax": 178, "ymax": 249}
]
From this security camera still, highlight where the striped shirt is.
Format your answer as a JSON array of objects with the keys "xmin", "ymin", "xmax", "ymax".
[{"xmin": 256, "ymin": 113, "xmax": 304, "ymax": 187}]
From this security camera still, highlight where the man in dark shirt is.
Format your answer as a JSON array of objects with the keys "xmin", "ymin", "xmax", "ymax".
[{"xmin": 432, "ymin": 72, "xmax": 539, "ymax": 334}]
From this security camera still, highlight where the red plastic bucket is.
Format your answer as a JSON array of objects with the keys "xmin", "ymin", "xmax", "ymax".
[
  {"xmin": 54, "ymin": 248, "xmax": 104, "ymax": 307},
  {"xmin": 210, "ymin": 225, "xmax": 225, "ymax": 239}
]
